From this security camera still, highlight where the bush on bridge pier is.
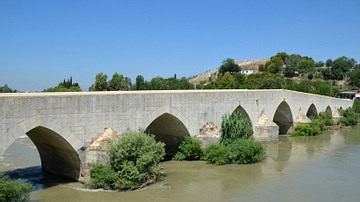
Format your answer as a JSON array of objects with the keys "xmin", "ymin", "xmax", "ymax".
[{"xmin": 85, "ymin": 129, "xmax": 165, "ymax": 190}]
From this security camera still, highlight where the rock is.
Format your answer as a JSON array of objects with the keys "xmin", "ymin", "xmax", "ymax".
[
  {"xmin": 88, "ymin": 128, "xmax": 120, "ymax": 151},
  {"xmin": 195, "ymin": 122, "xmax": 221, "ymax": 146}
]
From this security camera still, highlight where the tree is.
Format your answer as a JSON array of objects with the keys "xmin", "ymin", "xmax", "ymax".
[
  {"xmin": 234, "ymin": 73, "xmax": 246, "ymax": 87},
  {"xmin": 348, "ymin": 69, "xmax": 360, "ymax": 88},
  {"xmin": 0, "ymin": 84, "xmax": 14, "ymax": 93},
  {"xmin": 44, "ymin": 77, "xmax": 82, "ymax": 92},
  {"xmin": 108, "ymin": 73, "xmax": 124, "ymax": 91},
  {"xmin": 135, "ymin": 75, "xmax": 146, "ymax": 90},
  {"xmin": 264, "ymin": 56, "xmax": 282, "ymax": 74},
  {"xmin": 315, "ymin": 61, "xmax": 325, "ymax": 67},
  {"xmin": 216, "ymin": 72, "xmax": 236, "ymax": 89},
  {"xmin": 283, "ymin": 65, "xmax": 296, "ymax": 77},
  {"xmin": 297, "ymin": 57, "xmax": 315, "ymax": 73},
  {"xmin": 218, "ymin": 58, "xmax": 240, "ymax": 76},
  {"xmin": 326, "ymin": 59, "xmax": 333, "ymax": 67},
  {"xmin": 331, "ymin": 56, "xmax": 354, "ymax": 80},
  {"xmin": 322, "ymin": 68, "xmax": 333, "ymax": 80},
  {"xmin": 259, "ymin": 73, "xmax": 284, "ymax": 89},
  {"xmin": 91, "ymin": 73, "xmax": 108, "ymax": 91}
]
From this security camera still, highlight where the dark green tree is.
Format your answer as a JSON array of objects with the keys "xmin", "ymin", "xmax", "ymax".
[
  {"xmin": 216, "ymin": 72, "xmax": 236, "ymax": 89},
  {"xmin": 326, "ymin": 59, "xmax": 333, "ymax": 67},
  {"xmin": 348, "ymin": 69, "xmax": 360, "ymax": 88},
  {"xmin": 135, "ymin": 75, "xmax": 146, "ymax": 90},
  {"xmin": 108, "ymin": 73, "xmax": 124, "ymax": 91},
  {"xmin": 218, "ymin": 58, "xmax": 240, "ymax": 76},
  {"xmin": 331, "ymin": 56, "xmax": 355, "ymax": 80},
  {"xmin": 0, "ymin": 84, "xmax": 14, "ymax": 93},
  {"xmin": 44, "ymin": 77, "xmax": 81, "ymax": 92},
  {"xmin": 90, "ymin": 73, "xmax": 108, "ymax": 91}
]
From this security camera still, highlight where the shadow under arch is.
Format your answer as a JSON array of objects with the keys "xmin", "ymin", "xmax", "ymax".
[
  {"xmin": 26, "ymin": 126, "xmax": 81, "ymax": 180},
  {"xmin": 325, "ymin": 106, "xmax": 332, "ymax": 116},
  {"xmin": 306, "ymin": 103, "xmax": 318, "ymax": 118},
  {"xmin": 232, "ymin": 105, "xmax": 253, "ymax": 134},
  {"xmin": 145, "ymin": 113, "xmax": 190, "ymax": 157},
  {"xmin": 273, "ymin": 101, "xmax": 293, "ymax": 134}
]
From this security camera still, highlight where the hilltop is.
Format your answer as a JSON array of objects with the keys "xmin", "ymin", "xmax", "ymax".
[{"xmin": 189, "ymin": 58, "xmax": 270, "ymax": 85}]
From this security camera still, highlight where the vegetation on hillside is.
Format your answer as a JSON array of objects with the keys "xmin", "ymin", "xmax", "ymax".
[
  {"xmin": 86, "ymin": 129, "xmax": 165, "ymax": 190},
  {"xmin": 0, "ymin": 173, "xmax": 34, "ymax": 202}
]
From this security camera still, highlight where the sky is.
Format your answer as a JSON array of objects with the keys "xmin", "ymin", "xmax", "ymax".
[{"xmin": 1, "ymin": 0, "xmax": 359, "ymax": 92}]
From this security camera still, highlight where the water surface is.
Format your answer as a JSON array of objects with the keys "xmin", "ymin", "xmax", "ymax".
[{"xmin": 2, "ymin": 126, "xmax": 360, "ymax": 202}]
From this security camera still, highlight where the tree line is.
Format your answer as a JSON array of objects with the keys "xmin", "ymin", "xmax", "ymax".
[
  {"xmin": 88, "ymin": 73, "xmax": 193, "ymax": 91},
  {"xmin": 4, "ymin": 52, "xmax": 359, "ymax": 95}
]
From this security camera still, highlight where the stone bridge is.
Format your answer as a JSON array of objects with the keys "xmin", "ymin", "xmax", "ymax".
[{"xmin": 0, "ymin": 90, "xmax": 353, "ymax": 180}]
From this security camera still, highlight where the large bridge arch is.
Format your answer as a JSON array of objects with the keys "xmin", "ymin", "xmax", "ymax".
[
  {"xmin": 273, "ymin": 101, "xmax": 294, "ymax": 134},
  {"xmin": 1, "ymin": 115, "xmax": 83, "ymax": 180},
  {"xmin": 144, "ymin": 106, "xmax": 191, "ymax": 156}
]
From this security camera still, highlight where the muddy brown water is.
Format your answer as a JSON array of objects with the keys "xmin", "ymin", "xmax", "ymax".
[{"xmin": 1, "ymin": 126, "xmax": 360, "ymax": 202}]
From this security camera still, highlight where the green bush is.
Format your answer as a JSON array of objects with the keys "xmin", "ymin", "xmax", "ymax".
[
  {"xmin": 203, "ymin": 139, "xmax": 266, "ymax": 165},
  {"xmin": 86, "ymin": 129, "xmax": 165, "ymax": 190},
  {"xmin": 202, "ymin": 143, "xmax": 229, "ymax": 165},
  {"xmin": 172, "ymin": 136, "xmax": 203, "ymax": 160},
  {"xmin": 0, "ymin": 173, "xmax": 34, "ymax": 202},
  {"xmin": 319, "ymin": 112, "xmax": 334, "ymax": 126},
  {"xmin": 353, "ymin": 100, "xmax": 360, "ymax": 113},
  {"xmin": 227, "ymin": 139, "xmax": 266, "ymax": 164},
  {"xmin": 291, "ymin": 124, "xmax": 320, "ymax": 136},
  {"xmin": 220, "ymin": 112, "xmax": 252, "ymax": 144},
  {"xmin": 339, "ymin": 107, "xmax": 359, "ymax": 126}
]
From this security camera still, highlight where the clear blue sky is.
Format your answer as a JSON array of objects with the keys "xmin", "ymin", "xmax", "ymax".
[{"xmin": 1, "ymin": 0, "xmax": 359, "ymax": 92}]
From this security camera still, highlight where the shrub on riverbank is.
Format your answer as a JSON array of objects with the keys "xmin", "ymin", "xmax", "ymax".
[
  {"xmin": 202, "ymin": 143, "xmax": 230, "ymax": 165},
  {"xmin": 203, "ymin": 112, "xmax": 265, "ymax": 165},
  {"xmin": 291, "ymin": 112, "xmax": 335, "ymax": 136},
  {"xmin": 202, "ymin": 139, "xmax": 266, "ymax": 165},
  {"xmin": 339, "ymin": 107, "xmax": 359, "ymax": 126},
  {"xmin": 172, "ymin": 136, "xmax": 203, "ymax": 160},
  {"xmin": 86, "ymin": 129, "xmax": 165, "ymax": 190},
  {"xmin": 227, "ymin": 139, "xmax": 266, "ymax": 164},
  {"xmin": 0, "ymin": 173, "xmax": 34, "ymax": 202}
]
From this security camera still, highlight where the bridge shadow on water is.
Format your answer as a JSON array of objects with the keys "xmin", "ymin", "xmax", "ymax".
[{"xmin": 3, "ymin": 166, "xmax": 76, "ymax": 192}]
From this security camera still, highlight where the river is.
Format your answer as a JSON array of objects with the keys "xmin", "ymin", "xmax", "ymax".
[{"xmin": 1, "ymin": 126, "xmax": 360, "ymax": 202}]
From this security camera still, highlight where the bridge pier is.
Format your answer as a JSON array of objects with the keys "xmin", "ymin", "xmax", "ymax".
[{"xmin": 253, "ymin": 111, "xmax": 279, "ymax": 142}]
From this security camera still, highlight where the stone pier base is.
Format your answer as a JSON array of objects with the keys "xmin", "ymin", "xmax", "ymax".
[{"xmin": 252, "ymin": 112, "xmax": 279, "ymax": 143}]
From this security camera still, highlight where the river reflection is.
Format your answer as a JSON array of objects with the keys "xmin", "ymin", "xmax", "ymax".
[{"xmin": 2, "ymin": 126, "xmax": 360, "ymax": 202}]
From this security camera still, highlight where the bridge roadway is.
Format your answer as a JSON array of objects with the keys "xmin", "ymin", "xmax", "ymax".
[{"xmin": 0, "ymin": 89, "xmax": 353, "ymax": 180}]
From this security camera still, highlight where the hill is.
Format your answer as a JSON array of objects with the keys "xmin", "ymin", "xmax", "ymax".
[{"xmin": 189, "ymin": 58, "xmax": 269, "ymax": 85}]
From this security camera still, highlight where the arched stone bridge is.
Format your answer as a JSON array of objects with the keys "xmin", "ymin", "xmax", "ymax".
[{"xmin": 0, "ymin": 90, "xmax": 353, "ymax": 180}]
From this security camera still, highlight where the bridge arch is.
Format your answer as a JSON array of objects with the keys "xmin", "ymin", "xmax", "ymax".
[
  {"xmin": 325, "ymin": 106, "xmax": 332, "ymax": 116},
  {"xmin": 306, "ymin": 104, "xmax": 318, "ymax": 118},
  {"xmin": 232, "ymin": 105, "xmax": 253, "ymax": 134},
  {"xmin": 2, "ymin": 115, "xmax": 83, "ymax": 180},
  {"xmin": 233, "ymin": 105, "xmax": 251, "ymax": 120},
  {"xmin": 145, "ymin": 113, "xmax": 189, "ymax": 156},
  {"xmin": 273, "ymin": 101, "xmax": 293, "ymax": 134},
  {"xmin": 144, "ymin": 106, "xmax": 190, "ymax": 156}
]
